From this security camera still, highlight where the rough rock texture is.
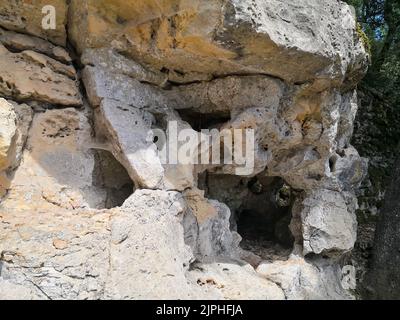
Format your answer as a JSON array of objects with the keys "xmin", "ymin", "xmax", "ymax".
[
  {"xmin": 1, "ymin": 107, "xmax": 113, "ymax": 211},
  {"xmin": 0, "ymin": 98, "xmax": 32, "ymax": 197},
  {"xmin": 0, "ymin": 44, "xmax": 81, "ymax": 106},
  {"xmin": 0, "ymin": 0, "xmax": 68, "ymax": 46},
  {"xmin": 0, "ymin": 99, "xmax": 16, "ymax": 171},
  {"xmin": 291, "ymin": 189, "xmax": 358, "ymax": 257},
  {"xmin": 257, "ymin": 256, "xmax": 354, "ymax": 300},
  {"xmin": 0, "ymin": 0, "xmax": 369, "ymax": 300},
  {"xmin": 0, "ymin": 27, "xmax": 71, "ymax": 63},
  {"xmin": 0, "ymin": 186, "xmax": 282, "ymax": 299},
  {"xmin": 69, "ymin": 0, "xmax": 367, "ymax": 85}
]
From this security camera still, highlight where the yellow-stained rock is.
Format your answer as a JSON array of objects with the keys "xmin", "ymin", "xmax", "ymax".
[{"xmin": 69, "ymin": 0, "xmax": 369, "ymax": 84}]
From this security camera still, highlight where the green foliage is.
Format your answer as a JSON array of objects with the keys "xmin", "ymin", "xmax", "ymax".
[
  {"xmin": 357, "ymin": 22, "xmax": 372, "ymax": 55},
  {"xmin": 346, "ymin": 0, "xmax": 400, "ymax": 131},
  {"xmin": 345, "ymin": 0, "xmax": 400, "ymax": 224},
  {"xmin": 342, "ymin": 1, "xmax": 400, "ymax": 110}
]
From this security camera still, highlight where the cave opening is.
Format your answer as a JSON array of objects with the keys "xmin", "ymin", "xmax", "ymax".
[
  {"xmin": 203, "ymin": 173, "xmax": 294, "ymax": 262},
  {"xmin": 170, "ymin": 106, "xmax": 294, "ymax": 262},
  {"xmin": 176, "ymin": 109, "xmax": 231, "ymax": 131},
  {"xmin": 92, "ymin": 149, "xmax": 135, "ymax": 209}
]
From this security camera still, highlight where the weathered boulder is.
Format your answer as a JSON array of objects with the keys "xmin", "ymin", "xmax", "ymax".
[
  {"xmin": 95, "ymin": 98, "xmax": 165, "ymax": 190},
  {"xmin": 94, "ymin": 97, "xmax": 197, "ymax": 191},
  {"xmin": 291, "ymin": 189, "xmax": 358, "ymax": 257}
]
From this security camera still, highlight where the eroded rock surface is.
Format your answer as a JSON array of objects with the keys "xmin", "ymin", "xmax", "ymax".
[
  {"xmin": 0, "ymin": 44, "xmax": 81, "ymax": 106},
  {"xmin": 0, "ymin": 0, "xmax": 68, "ymax": 46},
  {"xmin": 69, "ymin": 0, "xmax": 367, "ymax": 85},
  {"xmin": 0, "ymin": 98, "xmax": 32, "ymax": 197},
  {"xmin": 0, "ymin": 0, "xmax": 369, "ymax": 300}
]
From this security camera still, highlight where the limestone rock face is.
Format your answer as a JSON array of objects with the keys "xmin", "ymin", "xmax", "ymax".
[
  {"xmin": 188, "ymin": 262, "xmax": 285, "ymax": 300},
  {"xmin": 105, "ymin": 190, "xmax": 197, "ymax": 299},
  {"xmin": 0, "ymin": 0, "xmax": 68, "ymax": 46},
  {"xmin": 0, "ymin": 98, "xmax": 32, "ymax": 197},
  {"xmin": 96, "ymin": 98, "xmax": 165, "ymax": 190},
  {"xmin": 0, "ymin": 187, "xmax": 282, "ymax": 300},
  {"xmin": 0, "ymin": 27, "xmax": 71, "ymax": 63},
  {"xmin": 0, "ymin": 99, "xmax": 16, "ymax": 171},
  {"xmin": 291, "ymin": 190, "xmax": 358, "ymax": 257},
  {"xmin": 1, "ymin": 107, "xmax": 111, "ymax": 211},
  {"xmin": 257, "ymin": 256, "xmax": 354, "ymax": 300},
  {"xmin": 69, "ymin": 0, "xmax": 368, "ymax": 85},
  {"xmin": 0, "ymin": 0, "xmax": 369, "ymax": 300},
  {"xmin": 0, "ymin": 44, "xmax": 81, "ymax": 106}
]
